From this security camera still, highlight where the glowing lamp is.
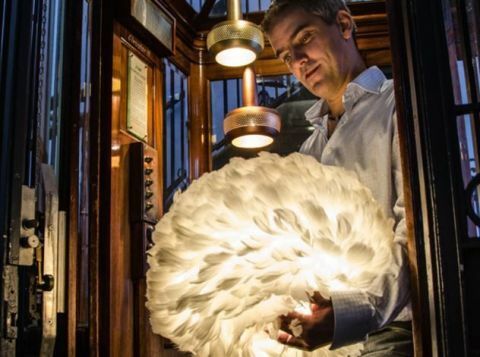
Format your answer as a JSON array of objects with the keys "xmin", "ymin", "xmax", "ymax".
[
  {"xmin": 206, "ymin": 0, "xmax": 264, "ymax": 67},
  {"xmin": 224, "ymin": 66, "xmax": 281, "ymax": 149},
  {"xmin": 146, "ymin": 152, "xmax": 401, "ymax": 356},
  {"xmin": 232, "ymin": 133, "xmax": 273, "ymax": 148}
]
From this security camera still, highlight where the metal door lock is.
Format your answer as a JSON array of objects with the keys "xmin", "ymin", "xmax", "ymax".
[
  {"xmin": 38, "ymin": 275, "xmax": 55, "ymax": 292},
  {"xmin": 20, "ymin": 235, "xmax": 40, "ymax": 249}
]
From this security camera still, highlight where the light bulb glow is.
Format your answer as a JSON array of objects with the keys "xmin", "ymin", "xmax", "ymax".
[
  {"xmin": 231, "ymin": 134, "xmax": 273, "ymax": 148},
  {"xmin": 215, "ymin": 47, "xmax": 256, "ymax": 67}
]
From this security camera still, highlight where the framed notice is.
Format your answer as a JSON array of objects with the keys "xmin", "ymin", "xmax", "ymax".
[
  {"xmin": 130, "ymin": 0, "xmax": 175, "ymax": 54},
  {"xmin": 127, "ymin": 51, "xmax": 149, "ymax": 142}
]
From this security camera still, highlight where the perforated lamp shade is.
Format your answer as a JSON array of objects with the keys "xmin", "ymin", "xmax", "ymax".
[
  {"xmin": 224, "ymin": 67, "xmax": 281, "ymax": 149},
  {"xmin": 206, "ymin": 0, "xmax": 264, "ymax": 67}
]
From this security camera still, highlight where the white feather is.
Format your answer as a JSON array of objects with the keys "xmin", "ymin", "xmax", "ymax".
[{"xmin": 146, "ymin": 152, "xmax": 397, "ymax": 356}]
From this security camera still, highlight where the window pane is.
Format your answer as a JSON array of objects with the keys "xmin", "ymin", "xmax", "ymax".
[
  {"xmin": 39, "ymin": 0, "xmax": 66, "ymax": 171},
  {"xmin": 165, "ymin": 106, "xmax": 172, "ymax": 188},
  {"xmin": 163, "ymin": 59, "xmax": 189, "ymax": 206},
  {"xmin": 209, "ymin": 0, "xmax": 278, "ymax": 16},
  {"xmin": 466, "ymin": 0, "xmax": 480, "ymax": 101},
  {"xmin": 187, "ymin": 0, "xmax": 204, "ymax": 12},
  {"xmin": 457, "ymin": 113, "xmax": 480, "ymax": 237},
  {"xmin": 183, "ymin": 77, "xmax": 189, "ymax": 175},
  {"xmin": 211, "ymin": 80, "xmax": 225, "ymax": 146},
  {"xmin": 241, "ymin": 0, "xmax": 247, "ymax": 13},
  {"xmin": 260, "ymin": 0, "xmax": 270, "ymax": 11},
  {"xmin": 443, "ymin": 0, "xmax": 470, "ymax": 104},
  {"xmin": 174, "ymin": 73, "xmax": 182, "ymax": 179},
  {"xmin": 443, "ymin": 0, "xmax": 475, "ymax": 104},
  {"xmin": 226, "ymin": 79, "xmax": 239, "ymax": 111},
  {"xmin": 457, "ymin": 113, "xmax": 479, "ymax": 184},
  {"xmin": 248, "ymin": 0, "xmax": 259, "ymax": 13}
]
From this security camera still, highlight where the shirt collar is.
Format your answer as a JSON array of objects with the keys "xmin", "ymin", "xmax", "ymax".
[
  {"xmin": 304, "ymin": 66, "xmax": 387, "ymax": 125},
  {"xmin": 348, "ymin": 66, "xmax": 386, "ymax": 94},
  {"xmin": 304, "ymin": 99, "xmax": 329, "ymax": 127}
]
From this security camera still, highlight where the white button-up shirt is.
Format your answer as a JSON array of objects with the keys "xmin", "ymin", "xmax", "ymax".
[{"xmin": 300, "ymin": 66, "xmax": 412, "ymax": 349}]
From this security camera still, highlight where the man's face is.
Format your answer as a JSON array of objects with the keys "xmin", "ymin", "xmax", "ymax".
[{"xmin": 267, "ymin": 8, "xmax": 352, "ymax": 100}]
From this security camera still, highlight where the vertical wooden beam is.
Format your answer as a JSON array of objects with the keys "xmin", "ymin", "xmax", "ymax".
[
  {"xmin": 62, "ymin": 0, "xmax": 83, "ymax": 354},
  {"xmin": 386, "ymin": 2, "xmax": 430, "ymax": 356},
  {"xmin": 189, "ymin": 38, "xmax": 211, "ymax": 179},
  {"xmin": 67, "ymin": 154, "xmax": 78, "ymax": 357},
  {"xmin": 387, "ymin": 0, "xmax": 469, "ymax": 355},
  {"xmin": 90, "ymin": 0, "xmax": 114, "ymax": 355}
]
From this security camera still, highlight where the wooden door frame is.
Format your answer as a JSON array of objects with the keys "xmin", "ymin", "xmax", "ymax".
[
  {"xmin": 387, "ymin": 0, "xmax": 468, "ymax": 355},
  {"xmin": 90, "ymin": 0, "xmax": 114, "ymax": 355}
]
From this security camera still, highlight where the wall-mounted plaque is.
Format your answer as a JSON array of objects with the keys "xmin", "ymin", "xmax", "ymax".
[
  {"xmin": 127, "ymin": 51, "xmax": 149, "ymax": 142},
  {"xmin": 131, "ymin": 0, "xmax": 175, "ymax": 54}
]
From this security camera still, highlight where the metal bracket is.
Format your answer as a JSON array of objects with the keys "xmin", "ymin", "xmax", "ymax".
[{"xmin": 39, "ymin": 164, "xmax": 58, "ymax": 357}]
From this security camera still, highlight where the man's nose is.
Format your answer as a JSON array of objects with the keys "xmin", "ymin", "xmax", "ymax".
[{"xmin": 291, "ymin": 48, "xmax": 308, "ymax": 68}]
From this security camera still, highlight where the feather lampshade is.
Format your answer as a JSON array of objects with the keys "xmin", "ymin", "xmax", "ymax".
[{"xmin": 146, "ymin": 152, "xmax": 399, "ymax": 356}]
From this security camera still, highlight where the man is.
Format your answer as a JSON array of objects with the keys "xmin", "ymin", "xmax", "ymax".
[{"xmin": 262, "ymin": 0, "xmax": 413, "ymax": 355}]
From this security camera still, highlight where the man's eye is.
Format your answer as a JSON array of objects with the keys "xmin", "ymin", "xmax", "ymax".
[
  {"xmin": 301, "ymin": 32, "xmax": 312, "ymax": 44},
  {"xmin": 283, "ymin": 54, "xmax": 292, "ymax": 64}
]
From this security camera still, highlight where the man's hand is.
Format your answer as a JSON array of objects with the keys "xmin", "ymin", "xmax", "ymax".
[{"xmin": 277, "ymin": 291, "xmax": 334, "ymax": 351}]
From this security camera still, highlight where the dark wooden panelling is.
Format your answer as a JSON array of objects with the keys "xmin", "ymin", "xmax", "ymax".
[{"xmin": 386, "ymin": 1, "xmax": 430, "ymax": 355}]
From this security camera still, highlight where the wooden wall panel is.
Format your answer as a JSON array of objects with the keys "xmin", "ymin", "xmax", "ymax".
[{"xmin": 110, "ymin": 23, "xmax": 180, "ymax": 357}]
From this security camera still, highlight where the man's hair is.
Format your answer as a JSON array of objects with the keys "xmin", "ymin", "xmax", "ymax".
[{"xmin": 261, "ymin": 0, "xmax": 352, "ymax": 35}]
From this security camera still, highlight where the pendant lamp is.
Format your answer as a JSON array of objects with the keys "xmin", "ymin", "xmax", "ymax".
[
  {"xmin": 206, "ymin": 0, "xmax": 264, "ymax": 67},
  {"xmin": 224, "ymin": 66, "xmax": 281, "ymax": 148}
]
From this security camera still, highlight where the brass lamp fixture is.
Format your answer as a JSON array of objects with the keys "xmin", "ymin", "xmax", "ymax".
[
  {"xmin": 224, "ymin": 66, "xmax": 281, "ymax": 149},
  {"xmin": 206, "ymin": 0, "xmax": 264, "ymax": 67}
]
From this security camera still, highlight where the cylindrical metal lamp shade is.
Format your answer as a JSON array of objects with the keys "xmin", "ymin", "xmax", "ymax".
[
  {"xmin": 224, "ymin": 106, "xmax": 281, "ymax": 149},
  {"xmin": 206, "ymin": 20, "xmax": 264, "ymax": 67}
]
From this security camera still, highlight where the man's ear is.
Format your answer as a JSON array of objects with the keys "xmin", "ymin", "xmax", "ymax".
[{"xmin": 336, "ymin": 10, "xmax": 354, "ymax": 40}]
